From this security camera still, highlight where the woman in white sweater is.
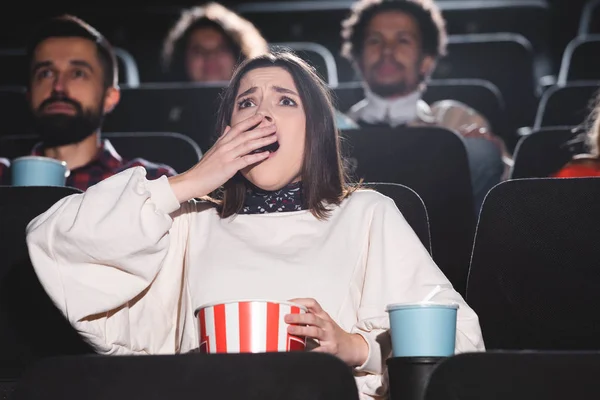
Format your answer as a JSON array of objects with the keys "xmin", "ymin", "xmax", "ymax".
[{"xmin": 26, "ymin": 52, "xmax": 484, "ymax": 399}]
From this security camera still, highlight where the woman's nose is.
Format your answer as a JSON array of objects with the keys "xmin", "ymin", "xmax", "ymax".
[{"xmin": 255, "ymin": 111, "xmax": 274, "ymax": 127}]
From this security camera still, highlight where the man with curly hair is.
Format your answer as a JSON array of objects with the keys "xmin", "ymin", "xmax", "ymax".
[{"xmin": 341, "ymin": 0, "xmax": 510, "ymax": 211}]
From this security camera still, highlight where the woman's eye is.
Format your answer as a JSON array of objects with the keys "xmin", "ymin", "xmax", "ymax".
[
  {"xmin": 280, "ymin": 97, "xmax": 297, "ymax": 107},
  {"xmin": 238, "ymin": 99, "xmax": 255, "ymax": 109}
]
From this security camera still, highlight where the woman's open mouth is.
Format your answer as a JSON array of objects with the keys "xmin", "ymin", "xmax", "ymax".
[{"xmin": 250, "ymin": 140, "xmax": 280, "ymax": 155}]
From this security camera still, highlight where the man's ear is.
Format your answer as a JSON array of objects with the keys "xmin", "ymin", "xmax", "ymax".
[
  {"xmin": 419, "ymin": 55, "xmax": 437, "ymax": 80},
  {"xmin": 103, "ymin": 86, "xmax": 120, "ymax": 114},
  {"xmin": 351, "ymin": 51, "xmax": 366, "ymax": 81}
]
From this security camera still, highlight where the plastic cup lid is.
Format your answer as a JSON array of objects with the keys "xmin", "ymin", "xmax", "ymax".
[
  {"xmin": 385, "ymin": 302, "xmax": 459, "ymax": 312},
  {"xmin": 12, "ymin": 156, "xmax": 67, "ymax": 167}
]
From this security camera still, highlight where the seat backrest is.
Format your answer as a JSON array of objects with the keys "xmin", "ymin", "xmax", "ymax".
[
  {"xmin": 12, "ymin": 353, "xmax": 359, "ymax": 400},
  {"xmin": 55, "ymin": 6, "xmax": 183, "ymax": 82},
  {"xmin": 510, "ymin": 126, "xmax": 581, "ymax": 179},
  {"xmin": 332, "ymin": 79, "xmax": 505, "ymax": 135},
  {"xmin": 423, "ymin": 79, "xmax": 507, "ymax": 139},
  {"xmin": 113, "ymin": 47, "xmax": 140, "ymax": 87},
  {"xmin": 558, "ymin": 35, "xmax": 600, "ymax": 83},
  {"xmin": 0, "ymin": 186, "xmax": 95, "ymax": 379},
  {"xmin": 366, "ymin": 183, "xmax": 431, "ymax": 253},
  {"xmin": 104, "ymin": 132, "xmax": 202, "ymax": 173},
  {"xmin": 0, "ymin": 134, "xmax": 33, "ymax": 159},
  {"xmin": 331, "ymin": 81, "xmax": 363, "ymax": 114},
  {"xmin": 425, "ymin": 352, "xmax": 600, "ymax": 400},
  {"xmin": 0, "ymin": 87, "xmax": 31, "ymax": 138},
  {"xmin": 534, "ymin": 82, "xmax": 600, "ymax": 129},
  {"xmin": 579, "ymin": 0, "xmax": 600, "ymax": 35},
  {"xmin": 270, "ymin": 42, "xmax": 338, "ymax": 86},
  {"xmin": 238, "ymin": 1, "xmax": 550, "ymax": 84},
  {"xmin": 432, "ymin": 33, "xmax": 537, "ymax": 129},
  {"xmin": 0, "ymin": 49, "xmax": 28, "ymax": 87},
  {"xmin": 236, "ymin": 0, "xmax": 549, "ymax": 52},
  {"xmin": 0, "ymin": 132, "xmax": 202, "ymax": 174},
  {"xmin": 236, "ymin": 2, "xmax": 351, "ymax": 52},
  {"xmin": 466, "ymin": 178, "xmax": 600, "ymax": 350},
  {"xmin": 342, "ymin": 126, "xmax": 475, "ymax": 295},
  {"xmin": 442, "ymin": 1, "xmax": 550, "ymax": 55},
  {"xmin": 1, "ymin": 378, "xmax": 16, "ymax": 400},
  {"xmin": 0, "ymin": 47, "xmax": 139, "ymax": 86},
  {"xmin": 103, "ymin": 83, "xmax": 225, "ymax": 152}
]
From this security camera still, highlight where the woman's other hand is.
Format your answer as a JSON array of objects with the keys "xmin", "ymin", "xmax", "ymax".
[{"xmin": 285, "ymin": 298, "xmax": 369, "ymax": 367}]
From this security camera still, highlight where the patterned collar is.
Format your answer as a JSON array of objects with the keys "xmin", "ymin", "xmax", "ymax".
[{"xmin": 240, "ymin": 181, "xmax": 306, "ymax": 214}]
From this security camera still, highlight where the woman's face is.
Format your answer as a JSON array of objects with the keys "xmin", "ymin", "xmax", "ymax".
[
  {"xmin": 185, "ymin": 27, "xmax": 236, "ymax": 82},
  {"xmin": 231, "ymin": 66, "xmax": 306, "ymax": 191}
]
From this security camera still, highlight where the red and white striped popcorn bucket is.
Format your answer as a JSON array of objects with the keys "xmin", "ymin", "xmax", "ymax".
[{"xmin": 194, "ymin": 299, "xmax": 307, "ymax": 354}]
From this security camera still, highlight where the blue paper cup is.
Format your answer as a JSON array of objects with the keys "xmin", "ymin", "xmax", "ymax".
[
  {"xmin": 11, "ymin": 156, "xmax": 68, "ymax": 187},
  {"xmin": 386, "ymin": 302, "xmax": 458, "ymax": 357}
]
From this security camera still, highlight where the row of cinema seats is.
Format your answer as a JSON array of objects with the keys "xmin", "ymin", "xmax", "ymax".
[
  {"xmin": 7, "ymin": 351, "xmax": 600, "ymax": 400},
  {"xmin": 0, "ymin": 79, "xmax": 508, "ymax": 150},
  {"xmin": 8, "ymin": 25, "xmax": 600, "ymax": 94},
  {"xmin": 0, "ymin": 42, "xmax": 332, "ymax": 88},
  {"xmin": 0, "ymin": 1, "xmax": 579, "ymax": 132},
  {"xmin": 0, "ymin": 124, "xmax": 593, "ymax": 297},
  {"xmin": 0, "ymin": 32, "xmax": 542, "ymax": 132},
  {"xmin": 0, "ymin": 31, "xmax": 536, "ymax": 136},
  {"xmin": 4, "ymin": 173, "xmax": 600, "ymax": 398},
  {"xmin": 7, "ymin": 350, "xmax": 600, "ymax": 400},
  {"xmin": 3, "ymin": 1, "xmax": 600, "ymax": 136},
  {"xmin": 0, "ymin": 132, "xmax": 203, "ymax": 175},
  {"xmin": 0, "ymin": 127, "xmax": 471, "ymax": 295},
  {"xmin": 0, "ymin": 0, "xmax": 554, "ymax": 81},
  {"xmin": 0, "ymin": 124, "xmax": 581, "ymax": 185},
  {"xmin": 235, "ymin": 0, "xmax": 552, "ymax": 63},
  {"xmin": 1, "ymin": 78, "xmax": 595, "ymax": 151},
  {"xmin": 2, "ymin": 32, "xmax": 598, "ymax": 139},
  {"xmin": 4, "ymin": 32, "xmax": 600, "ymax": 131}
]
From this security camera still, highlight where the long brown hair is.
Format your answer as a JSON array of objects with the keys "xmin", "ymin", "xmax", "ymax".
[
  {"xmin": 583, "ymin": 90, "xmax": 600, "ymax": 157},
  {"xmin": 563, "ymin": 90, "xmax": 600, "ymax": 166},
  {"xmin": 213, "ymin": 52, "xmax": 351, "ymax": 219}
]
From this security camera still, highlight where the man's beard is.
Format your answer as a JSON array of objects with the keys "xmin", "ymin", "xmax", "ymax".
[
  {"xmin": 368, "ymin": 80, "xmax": 410, "ymax": 98},
  {"xmin": 32, "ymin": 93, "xmax": 104, "ymax": 148},
  {"xmin": 364, "ymin": 57, "xmax": 424, "ymax": 98}
]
